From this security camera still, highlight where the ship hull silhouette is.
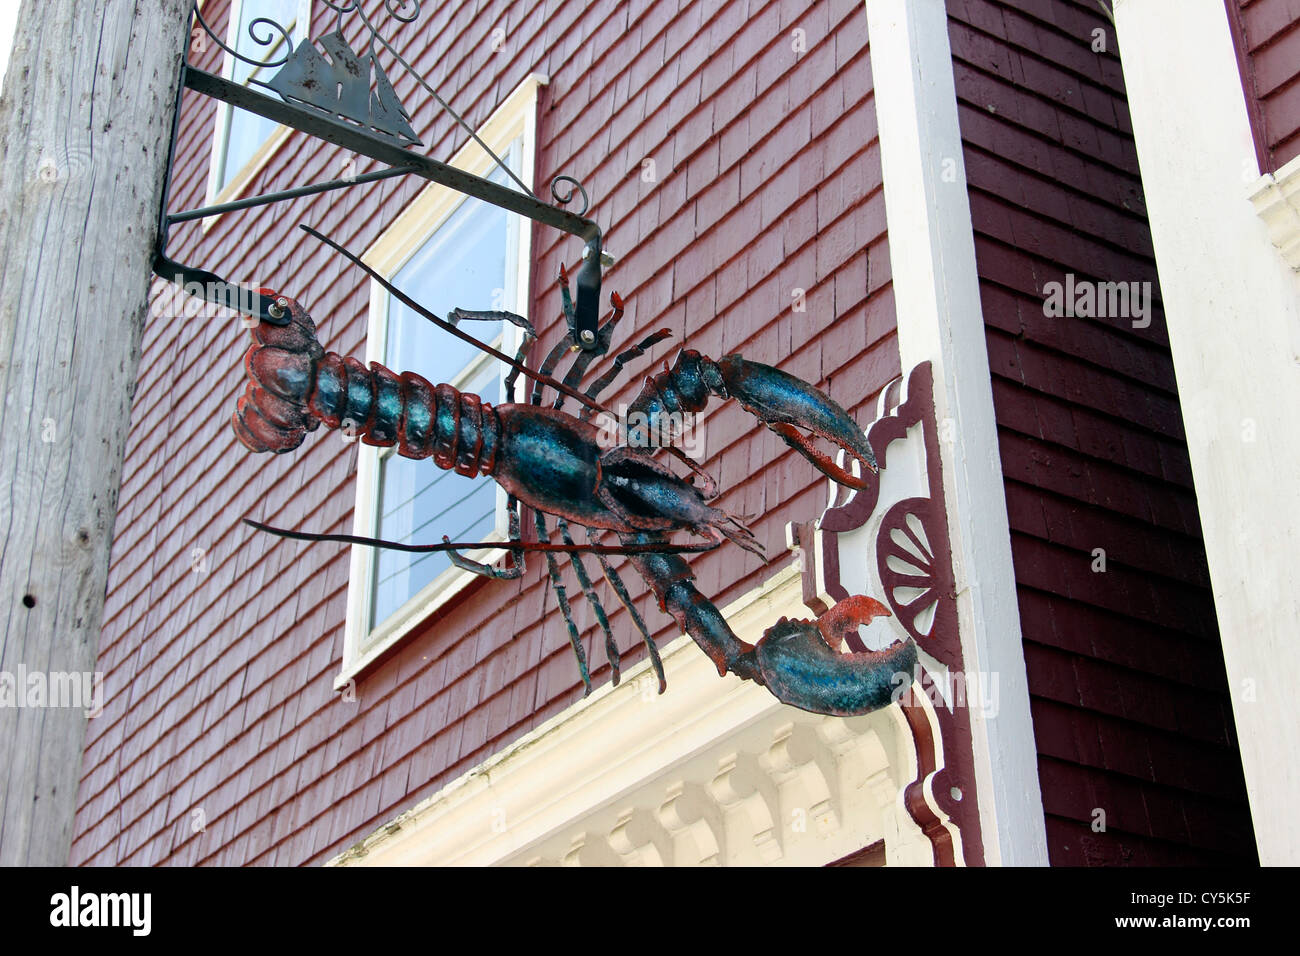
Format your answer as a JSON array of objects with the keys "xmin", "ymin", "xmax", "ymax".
[{"xmin": 268, "ymin": 30, "xmax": 422, "ymax": 148}]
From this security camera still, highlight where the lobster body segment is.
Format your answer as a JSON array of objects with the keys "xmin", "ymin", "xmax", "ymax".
[
  {"xmin": 491, "ymin": 405, "xmax": 604, "ymax": 525},
  {"xmin": 234, "ymin": 298, "xmax": 503, "ymax": 476},
  {"xmin": 233, "ymin": 289, "xmax": 914, "ymax": 718}
]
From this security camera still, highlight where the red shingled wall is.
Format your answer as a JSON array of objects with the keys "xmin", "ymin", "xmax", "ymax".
[
  {"xmin": 69, "ymin": 0, "xmax": 897, "ymax": 865},
  {"xmin": 1228, "ymin": 0, "xmax": 1300, "ymax": 172},
  {"xmin": 947, "ymin": 0, "xmax": 1256, "ymax": 864}
]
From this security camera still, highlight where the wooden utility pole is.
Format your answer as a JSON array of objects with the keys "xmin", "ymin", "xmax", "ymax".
[{"xmin": 0, "ymin": 0, "xmax": 191, "ymax": 865}]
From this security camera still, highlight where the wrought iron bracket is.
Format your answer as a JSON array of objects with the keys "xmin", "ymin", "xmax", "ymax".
[
  {"xmin": 154, "ymin": 3, "xmax": 609, "ymax": 347},
  {"xmin": 181, "ymin": 67, "xmax": 602, "ymax": 244}
]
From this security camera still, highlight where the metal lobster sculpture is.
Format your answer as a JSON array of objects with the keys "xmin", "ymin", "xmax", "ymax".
[{"xmin": 231, "ymin": 231, "xmax": 916, "ymax": 717}]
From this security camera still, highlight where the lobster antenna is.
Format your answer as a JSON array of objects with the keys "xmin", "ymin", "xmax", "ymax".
[
  {"xmin": 299, "ymin": 225, "xmax": 614, "ymax": 417},
  {"xmin": 243, "ymin": 519, "xmax": 723, "ymax": 556}
]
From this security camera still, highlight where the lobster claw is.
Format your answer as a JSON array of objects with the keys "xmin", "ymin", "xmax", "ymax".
[
  {"xmin": 714, "ymin": 355, "xmax": 877, "ymax": 490},
  {"xmin": 752, "ymin": 596, "xmax": 916, "ymax": 716}
]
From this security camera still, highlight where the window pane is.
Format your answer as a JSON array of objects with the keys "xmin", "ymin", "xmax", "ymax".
[
  {"xmin": 220, "ymin": 0, "xmax": 300, "ymax": 189},
  {"xmin": 222, "ymin": 112, "xmax": 280, "ymax": 185},
  {"xmin": 386, "ymin": 195, "xmax": 509, "ymax": 384},
  {"xmin": 369, "ymin": 170, "xmax": 515, "ymax": 629},
  {"xmin": 371, "ymin": 361, "xmax": 502, "ymax": 627}
]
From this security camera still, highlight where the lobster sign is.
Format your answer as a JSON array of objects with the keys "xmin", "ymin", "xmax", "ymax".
[{"xmin": 232, "ymin": 230, "xmax": 916, "ymax": 717}]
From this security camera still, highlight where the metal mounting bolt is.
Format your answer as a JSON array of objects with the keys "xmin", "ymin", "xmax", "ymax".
[
  {"xmin": 268, "ymin": 296, "xmax": 289, "ymax": 320},
  {"xmin": 579, "ymin": 329, "xmax": 596, "ymax": 345}
]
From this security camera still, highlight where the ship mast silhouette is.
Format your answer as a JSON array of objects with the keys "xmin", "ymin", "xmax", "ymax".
[{"xmin": 268, "ymin": 31, "xmax": 422, "ymax": 148}]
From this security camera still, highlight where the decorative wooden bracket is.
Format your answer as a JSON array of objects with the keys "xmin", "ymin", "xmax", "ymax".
[{"xmin": 790, "ymin": 361, "xmax": 987, "ymax": 865}]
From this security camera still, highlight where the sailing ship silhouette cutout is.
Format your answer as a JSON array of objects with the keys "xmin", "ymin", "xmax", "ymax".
[{"xmin": 268, "ymin": 30, "xmax": 422, "ymax": 148}]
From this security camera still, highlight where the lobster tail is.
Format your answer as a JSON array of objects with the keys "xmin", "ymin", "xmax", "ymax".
[
  {"xmin": 232, "ymin": 293, "xmax": 324, "ymax": 453},
  {"xmin": 233, "ymin": 292, "xmax": 501, "ymax": 476}
]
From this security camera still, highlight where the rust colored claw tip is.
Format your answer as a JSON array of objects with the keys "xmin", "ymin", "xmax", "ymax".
[{"xmin": 816, "ymin": 595, "xmax": 891, "ymax": 649}]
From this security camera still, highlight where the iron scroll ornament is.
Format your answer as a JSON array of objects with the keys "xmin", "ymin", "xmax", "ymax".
[{"xmin": 155, "ymin": 1, "xmax": 607, "ymax": 346}]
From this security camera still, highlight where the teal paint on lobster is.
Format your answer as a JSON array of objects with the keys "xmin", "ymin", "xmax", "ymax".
[
  {"xmin": 232, "ymin": 251, "xmax": 915, "ymax": 717},
  {"xmin": 496, "ymin": 409, "xmax": 605, "ymax": 524}
]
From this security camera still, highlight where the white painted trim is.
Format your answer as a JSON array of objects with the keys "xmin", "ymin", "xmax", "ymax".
[
  {"xmin": 865, "ymin": 0, "xmax": 1048, "ymax": 865},
  {"xmin": 330, "ymin": 568, "xmax": 939, "ymax": 867},
  {"xmin": 337, "ymin": 74, "xmax": 548, "ymax": 685},
  {"xmin": 1249, "ymin": 153, "xmax": 1300, "ymax": 271}
]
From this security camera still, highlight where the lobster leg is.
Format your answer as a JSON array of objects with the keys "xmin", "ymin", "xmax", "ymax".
[
  {"xmin": 556, "ymin": 341, "xmax": 600, "ymax": 405},
  {"xmin": 621, "ymin": 532, "xmax": 764, "ymax": 683},
  {"xmin": 588, "ymin": 527, "xmax": 666, "ymax": 695},
  {"xmin": 535, "ymin": 510, "xmax": 592, "ymax": 695},
  {"xmin": 557, "ymin": 517, "xmax": 621, "ymax": 685},
  {"xmin": 499, "ymin": 320, "xmax": 536, "ymax": 404},
  {"xmin": 529, "ymin": 333, "xmax": 573, "ymax": 406},
  {"xmin": 578, "ymin": 328, "xmax": 675, "ymax": 422},
  {"xmin": 527, "ymin": 266, "xmax": 589, "ymax": 407},
  {"xmin": 444, "ymin": 495, "xmax": 526, "ymax": 580},
  {"xmin": 553, "ymin": 291, "xmax": 625, "ymax": 404},
  {"xmin": 446, "ymin": 308, "xmax": 536, "ymax": 339},
  {"xmin": 527, "ymin": 289, "xmax": 655, "ymax": 692},
  {"xmin": 558, "ymin": 263, "xmax": 577, "ymax": 328}
]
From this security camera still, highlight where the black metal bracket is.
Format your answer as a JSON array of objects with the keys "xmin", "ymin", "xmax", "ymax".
[
  {"xmin": 154, "ymin": 2, "xmax": 608, "ymax": 347},
  {"xmin": 152, "ymin": 249, "xmax": 286, "ymax": 323}
]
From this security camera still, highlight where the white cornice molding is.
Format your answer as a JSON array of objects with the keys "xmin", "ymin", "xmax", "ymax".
[
  {"xmin": 1250, "ymin": 154, "xmax": 1300, "ymax": 271},
  {"xmin": 329, "ymin": 568, "xmax": 938, "ymax": 867}
]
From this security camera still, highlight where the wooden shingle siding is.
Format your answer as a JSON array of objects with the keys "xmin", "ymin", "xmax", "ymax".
[
  {"xmin": 948, "ymin": 0, "xmax": 1256, "ymax": 864},
  {"xmin": 1229, "ymin": 0, "xmax": 1300, "ymax": 171},
  {"xmin": 70, "ymin": 0, "xmax": 897, "ymax": 865}
]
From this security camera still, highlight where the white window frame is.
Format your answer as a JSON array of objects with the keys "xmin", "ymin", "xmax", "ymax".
[
  {"xmin": 337, "ymin": 73, "xmax": 548, "ymax": 686},
  {"xmin": 204, "ymin": 0, "xmax": 312, "ymax": 220}
]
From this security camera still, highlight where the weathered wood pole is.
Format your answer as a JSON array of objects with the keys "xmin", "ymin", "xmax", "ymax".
[{"xmin": 0, "ymin": 0, "xmax": 192, "ymax": 865}]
